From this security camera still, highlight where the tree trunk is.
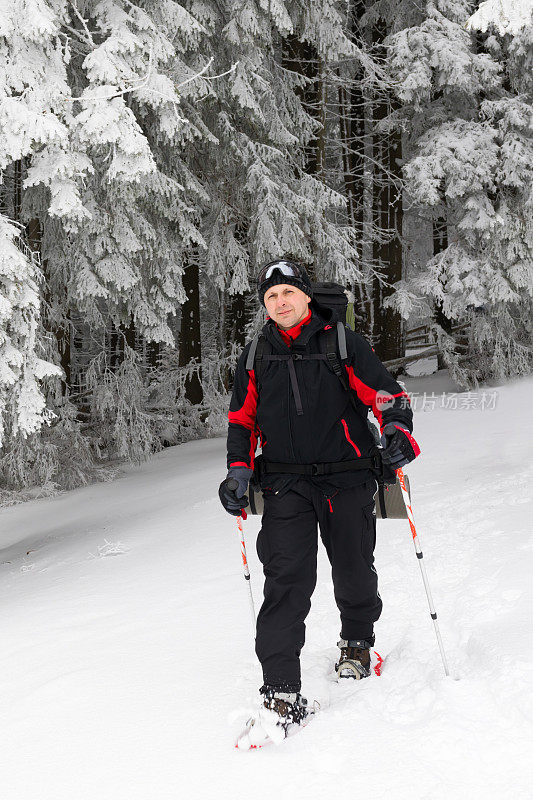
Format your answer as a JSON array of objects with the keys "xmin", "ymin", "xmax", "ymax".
[
  {"xmin": 224, "ymin": 291, "xmax": 247, "ymax": 351},
  {"xmin": 337, "ymin": 0, "xmax": 373, "ymax": 324},
  {"xmin": 147, "ymin": 341, "xmax": 160, "ymax": 369},
  {"xmin": 108, "ymin": 323, "xmax": 121, "ymax": 371},
  {"xmin": 339, "ymin": 0, "xmax": 365, "ymax": 246},
  {"xmin": 371, "ymin": 22, "xmax": 404, "ymax": 362},
  {"xmin": 282, "ymin": 37, "xmax": 320, "ymax": 176},
  {"xmin": 13, "ymin": 159, "xmax": 22, "ymax": 222},
  {"xmin": 179, "ymin": 256, "xmax": 203, "ymax": 405},
  {"xmin": 122, "ymin": 317, "xmax": 136, "ymax": 351},
  {"xmin": 432, "ymin": 219, "xmax": 453, "ymax": 370}
]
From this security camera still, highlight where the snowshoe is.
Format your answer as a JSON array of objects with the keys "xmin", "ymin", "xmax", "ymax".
[
  {"xmin": 236, "ymin": 689, "xmax": 313, "ymax": 750},
  {"xmin": 335, "ymin": 638, "xmax": 372, "ymax": 679}
]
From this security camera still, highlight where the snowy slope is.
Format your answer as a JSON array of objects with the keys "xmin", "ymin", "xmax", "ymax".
[{"xmin": 0, "ymin": 374, "xmax": 532, "ymax": 800}]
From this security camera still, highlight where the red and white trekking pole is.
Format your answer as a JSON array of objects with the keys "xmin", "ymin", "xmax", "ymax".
[
  {"xmin": 236, "ymin": 513, "xmax": 256, "ymax": 632},
  {"xmin": 396, "ymin": 467, "xmax": 450, "ymax": 677}
]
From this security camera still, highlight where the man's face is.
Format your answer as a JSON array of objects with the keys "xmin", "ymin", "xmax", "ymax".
[{"xmin": 264, "ymin": 283, "xmax": 311, "ymax": 330}]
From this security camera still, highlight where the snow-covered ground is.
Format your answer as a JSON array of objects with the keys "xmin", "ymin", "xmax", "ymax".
[{"xmin": 1, "ymin": 374, "xmax": 532, "ymax": 800}]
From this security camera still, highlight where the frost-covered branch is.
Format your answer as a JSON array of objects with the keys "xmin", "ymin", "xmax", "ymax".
[{"xmin": 467, "ymin": 1, "xmax": 533, "ymax": 35}]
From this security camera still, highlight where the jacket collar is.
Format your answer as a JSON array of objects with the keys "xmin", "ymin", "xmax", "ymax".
[
  {"xmin": 275, "ymin": 308, "xmax": 312, "ymax": 345},
  {"xmin": 263, "ymin": 303, "xmax": 338, "ymax": 351}
]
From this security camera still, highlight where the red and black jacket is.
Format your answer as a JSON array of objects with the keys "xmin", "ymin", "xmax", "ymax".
[{"xmin": 226, "ymin": 303, "xmax": 414, "ymax": 494}]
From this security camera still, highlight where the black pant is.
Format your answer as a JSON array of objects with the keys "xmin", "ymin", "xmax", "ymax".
[{"xmin": 255, "ymin": 478, "xmax": 382, "ymax": 691}]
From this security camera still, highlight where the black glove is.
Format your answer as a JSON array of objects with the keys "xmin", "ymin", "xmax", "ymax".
[
  {"xmin": 380, "ymin": 423, "xmax": 420, "ymax": 470},
  {"xmin": 219, "ymin": 465, "xmax": 253, "ymax": 516}
]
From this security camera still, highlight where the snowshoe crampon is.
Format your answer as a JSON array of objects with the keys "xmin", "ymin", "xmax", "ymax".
[
  {"xmin": 335, "ymin": 638, "xmax": 373, "ymax": 680},
  {"xmin": 236, "ymin": 691, "xmax": 318, "ymax": 751}
]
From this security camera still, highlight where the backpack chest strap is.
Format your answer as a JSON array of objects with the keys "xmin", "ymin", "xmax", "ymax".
[
  {"xmin": 260, "ymin": 353, "xmax": 327, "ymax": 361},
  {"xmin": 259, "ymin": 353, "xmax": 329, "ymax": 416},
  {"xmin": 245, "ymin": 323, "xmax": 348, "ymax": 416}
]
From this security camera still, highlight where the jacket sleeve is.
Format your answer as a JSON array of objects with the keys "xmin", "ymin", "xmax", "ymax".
[
  {"xmin": 226, "ymin": 342, "xmax": 259, "ymax": 470},
  {"xmin": 345, "ymin": 331, "xmax": 413, "ymax": 433}
]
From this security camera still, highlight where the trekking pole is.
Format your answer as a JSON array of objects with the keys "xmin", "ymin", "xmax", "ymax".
[
  {"xmin": 396, "ymin": 467, "xmax": 450, "ymax": 677},
  {"xmin": 226, "ymin": 479, "xmax": 256, "ymax": 630},
  {"xmin": 236, "ymin": 512, "xmax": 256, "ymax": 632}
]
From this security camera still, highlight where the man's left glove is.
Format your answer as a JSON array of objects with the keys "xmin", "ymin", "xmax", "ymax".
[
  {"xmin": 219, "ymin": 465, "xmax": 253, "ymax": 516},
  {"xmin": 381, "ymin": 423, "xmax": 420, "ymax": 470}
]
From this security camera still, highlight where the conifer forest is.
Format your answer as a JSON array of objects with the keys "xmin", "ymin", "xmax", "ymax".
[{"xmin": 1, "ymin": 0, "xmax": 532, "ymax": 498}]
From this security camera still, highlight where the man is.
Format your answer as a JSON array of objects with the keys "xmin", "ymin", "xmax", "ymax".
[{"xmin": 219, "ymin": 259, "xmax": 419, "ymax": 747}]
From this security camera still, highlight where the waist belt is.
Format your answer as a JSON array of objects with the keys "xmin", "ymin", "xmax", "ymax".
[{"xmin": 263, "ymin": 457, "xmax": 379, "ymax": 476}]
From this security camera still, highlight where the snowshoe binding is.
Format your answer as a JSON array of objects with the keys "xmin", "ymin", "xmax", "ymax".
[
  {"xmin": 236, "ymin": 688, "xmax": 313, "ymax": 750},
  {"xmin": 335, "ymin": 638, "xmax": 372, "ymax": 679}
]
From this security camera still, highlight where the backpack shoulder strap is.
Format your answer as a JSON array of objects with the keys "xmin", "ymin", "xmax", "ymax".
[
  {"xmin": 245, "ymin": 333, "xmax": 261, "ymax": 372},
  {"xmin": 337, "ymin": 320, "xmax": 347, "ymax": 360},
  {"xmin": 320, "ymin": 323, "xmax": 349, "ymax": 389},
  {"xmin": 320, "ymin": 322, "xmax": 368, "ymax": 418},
  {"xmin": 245, "ymin": 332, "xmax": 269, "ymax": 382},
  {"xmin": 320, "ymin": 324, "xmax": 381, "ymax": 445}
]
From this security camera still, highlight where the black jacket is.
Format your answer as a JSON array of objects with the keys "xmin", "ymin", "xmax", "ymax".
[{"xmin": 226, "ymin": 302, "xmax": 413, "ymax": 496}]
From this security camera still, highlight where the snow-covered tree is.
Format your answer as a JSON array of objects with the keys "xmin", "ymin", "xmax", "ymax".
[
  {"xmin": 4, "ymin": 0, "xmax": 531, "ymax": 497},
  {"xmin": 385, "ymin": 0, "xmax": 533, "ymax": 384},
  {"xmin": 1, "ymin": 0, "xmax": 210, "ymax": 490},
  {"xmin": 199, "ymin": 0, "xmax": 360, "ymax": 290},
  {"xmin": 1, "ymin": 0, "xmax": 374, "ymax": 493},
  {"xmin": 0, "ymin": 218, "xmax": 62, "ymax": 448}
]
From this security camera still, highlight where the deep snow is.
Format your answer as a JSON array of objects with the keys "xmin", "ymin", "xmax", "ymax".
[{"xmin": 0, "ymin": 373, "xmax": 532, "ymax": 800}]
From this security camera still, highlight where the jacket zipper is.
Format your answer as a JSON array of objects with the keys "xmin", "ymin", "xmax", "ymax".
[{"xmin": 271, "ymin": 326, "xmax": 299, "ymax": 462}]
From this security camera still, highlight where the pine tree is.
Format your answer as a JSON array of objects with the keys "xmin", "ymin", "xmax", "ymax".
[
  {"xmin": 0, "ymin": 218, "xmax": 62, "ymax": 449},
  {"xmin": 1, "ymin": 1, "xmax": 210, "ymax": 489},
  {"xmin": 4, "ymin": 0, "xmax": 530, "ymax": 497},
  {"xmin": 383, "ymin": 0, "xmax": 533, "ymax": 383}
]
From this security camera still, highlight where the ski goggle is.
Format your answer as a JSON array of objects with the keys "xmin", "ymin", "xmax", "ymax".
[{"xmin": 257, "ymin": 260, "xmax": 304, "ymax": 285}]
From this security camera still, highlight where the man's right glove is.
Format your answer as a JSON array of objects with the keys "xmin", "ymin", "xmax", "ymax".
[
  {"xmin": 380, "ymin": 423, "xmax": 420, "ymax": 470},
  {"xmin": 219, "ymin": 465, "xmax": 253, "ymax": 516}
]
